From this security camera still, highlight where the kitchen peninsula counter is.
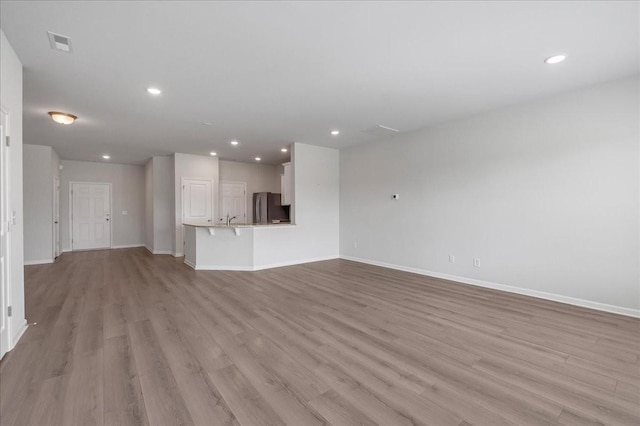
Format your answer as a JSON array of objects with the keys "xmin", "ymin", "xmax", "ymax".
[
  {"xmin": 182, "ymin": 222, "xmax": 299, "ymax": 271},
  {"xmin": 183, "ymin": 221, "xmax": 293, "ymax": 229}
]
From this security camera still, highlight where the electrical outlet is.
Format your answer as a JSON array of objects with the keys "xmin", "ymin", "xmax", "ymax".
[
  {"xmin": 473, "ymin": 258, "xmax": 481, "ymax": 267},
  {"xmin": 449, "ymin": 255, "xmax": 455, "ymax": 263}
]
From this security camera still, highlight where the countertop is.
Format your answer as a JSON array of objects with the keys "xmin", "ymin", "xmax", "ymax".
[{"xmin": 183, "ymin": 221, "xmax": 294, "ymax": 228}]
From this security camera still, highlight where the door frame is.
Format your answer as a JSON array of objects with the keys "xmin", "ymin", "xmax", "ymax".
[
  {"xmin": 220, "ymin": 180, "xmax": 247, "ymax": 224},
  {"xmin": 69, "ymin": 181, "xmax": 113, "ymax": 251},
  {"xmin": 52, "ymin": 175, "xmax": 60, "ymax": 258},
  {"xmin": 0, "ymin": 106, "xmax": 11, "ymax": 358}
]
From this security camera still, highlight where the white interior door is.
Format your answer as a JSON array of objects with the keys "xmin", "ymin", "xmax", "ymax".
[
  {"xmin": 0, "ymin": 109, "xmax": 11, "ymax": 358},
  {"xmin": 53, "ymin": 175, "xmax": 60, "ymax": 257},
  {"xmin": 220, "ymin": 181, "xmax": 246, "ymax": 224},
  {"xmin": 182, "ymin": 178, "xmax": 212, "ymax": 224},
  {"xmin": 71, "ymin": 183, "xmax": 111, "ymax": 250}
]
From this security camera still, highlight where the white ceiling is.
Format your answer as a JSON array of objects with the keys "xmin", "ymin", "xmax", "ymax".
[{"xmin": 1, "ymin": 1, "xmax": 638, "ymax": 165}]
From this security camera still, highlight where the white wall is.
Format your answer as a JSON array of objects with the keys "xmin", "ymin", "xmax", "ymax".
[
  {"xmin": 23, "ymin": 145, "xmax": 53, "ymax": 263},
  {"xmin": 60, "ymin": 160, "xmax": 145, "ymax": 250},
  {"xmin": 1, "ymin": 29, "xmax": 26, "ymax": 347},
  {"xmin": 219, "ymin": 160, "xmax": 282, "ymax": 223},
  {"xmin": 152, "ymin": 156, "xmax": 173, "ymax": 254},
  {"xmin": 143, "ymin": 156, "xmax": 174, "ymax": 254},
  {"xmin": 340, "ymin": 76, "xmax": 640, "ymax": 314},
  {"xmin": 253, "ymin": 143, "xmax": 339, "ymax": 267},
  {"xmin": 173, "ymin": 153, "xmax": 219, "ymax": 255},
  {"xmin": 144, "ymin": 159, "xmax": 154, "ymax": 250}
]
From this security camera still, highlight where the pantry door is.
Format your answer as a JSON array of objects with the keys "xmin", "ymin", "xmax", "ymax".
[
  {"xmin": 220, "ymin": 181, "xmax": 246, "ymax": 224},
  {"xmin": 182, "ymin": 178, "xmax": 213, "ymax": 224}
]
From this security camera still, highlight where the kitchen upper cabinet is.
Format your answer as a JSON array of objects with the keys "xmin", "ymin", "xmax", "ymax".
[{"xmin": 281, "ymin": 162, "xmax": 292, "ymax": 206}]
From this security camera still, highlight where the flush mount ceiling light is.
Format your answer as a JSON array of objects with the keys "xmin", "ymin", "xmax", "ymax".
[
  {"xmin": 255, "ymin": 157, "xmax": 261, "ymax": 161},
  {"xmin": 209, "ymin": 151, "xmax": 217, "ymax": 156},
  {"xmin": 544, "ymin": 54, "xmax": 567, "ymax": 64},
  {"xmin": 230, "ymin": 140, "xmax": 239, "ymax": 146},
  {"xmin": 281, "ymin": 148, "xmax": 288, "ymax": 152},
  {"xmin": 102, "ymin": 155, "xmax": 110, "ymax": 160},
  {"xmin": 330, "ymin": 130, "xmax": 340, "ymax": 136},
  {"xmin": 48, "ymin": 111, "xmax": 77, "ymax": 125},
  {"xmin": 146, "ymin": 87, "xmax": 162, "ymax": 95}
]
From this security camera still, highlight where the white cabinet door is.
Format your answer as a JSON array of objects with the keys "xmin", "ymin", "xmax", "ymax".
[
  {"xmin": 281, "ymin": 162, "xmax": 292, "ymax": 206},
  {"xmin": 182, "ymin": 179, "xmax": 213, "ymax": 223},
  {"xmin": 72, "ymin": 183, "xmax": 111, "ymax": 250}
]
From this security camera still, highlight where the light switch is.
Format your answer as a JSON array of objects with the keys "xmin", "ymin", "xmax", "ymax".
[{"xmin": 122, "ymin": 210, "xmax": 128, "ymax": 215}]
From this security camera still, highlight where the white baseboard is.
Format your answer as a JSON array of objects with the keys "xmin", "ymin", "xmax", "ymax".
[
  {"xmin": 11, "ymin": 319, "xmax": 28, "ymax": 349},
  {"xmin": 144, "ymin": 245, "xmax": 174, "ymax": 256},
  {"xmin": 111, "ymin": 244, "xmax": 145, "ymax": 249},
  {"xmin": 186, "ymin": 255, "xmax": 339, "ymax": 272},
  {"xmin": 340, "ymin": 255, "xmax": 640, "ymax": 319},
  {"xmin": 24, "ymin": 259, "xmax": 54, "ymax": 266},
  {"xmin": 174, "ymin": 252, "xmax": 184, "ymax": 258},
  {"xmin": 63, "ymin": 245, "xmax": 144, "ymax": 253}
]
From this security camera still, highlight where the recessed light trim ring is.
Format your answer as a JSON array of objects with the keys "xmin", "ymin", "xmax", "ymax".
[{"xmin": 544, "ymin": 54, "xmax": 567, "ymax": 64}]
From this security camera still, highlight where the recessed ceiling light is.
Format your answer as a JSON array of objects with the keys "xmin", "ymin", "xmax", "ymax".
[
  {"xmin": 146, "ymin": 87, "xmax": 162, "ymax": 95},
  {"xmin": 230, "ymin": 140, "xmax": 239, "ymax": 146},
  {"xmin": 48, "ymin": 111, "xmax": 77, "ymax": 125},
  {"xmin": 331, "ymin": 130, "xmax": 340, "ymax": 136},
  {"xmin": 544, "ymin": 54, "xmax": 567, "ymax": 64},
  {"xmin": 255, "ymin": 157, "xmax": 261, "ymax": 161},
  {"xmin": 209, "ymin": 151, "xmax": 217, "ymax": 156},
  {"xmin": 102, "ymin": 155, "xmax": 110, "ymax": 160},
  {"xmin": 281, "ymin": 148, "xmax": 288, "ymax": 153},
  {"xmin": 203, "ymin": 122, "xmax": 213, "ymax": 126}
]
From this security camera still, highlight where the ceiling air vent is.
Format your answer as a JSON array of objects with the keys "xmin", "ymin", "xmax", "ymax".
[
  {"xmin": 47, "ymin": 31, "xmax": 72, "ymax": 52},
  {"xmin": 362, "ymin": 124, "xmax": 400, "ymax": 137}
]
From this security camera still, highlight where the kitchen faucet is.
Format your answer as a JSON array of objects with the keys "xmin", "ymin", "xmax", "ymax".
[{"xmin": 226, "ymin": 214, "xmax": 237, "ymax": 226}]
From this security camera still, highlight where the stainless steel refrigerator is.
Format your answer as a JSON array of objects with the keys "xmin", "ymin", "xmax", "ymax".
[{"xmin": 253, "ymin": 192, "xmax": 289, "ymax": 224}]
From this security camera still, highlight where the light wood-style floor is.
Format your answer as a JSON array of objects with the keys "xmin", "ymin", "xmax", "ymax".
[{"xmin": 1, "ymin": 248, "xmax": 639, "ymax": 426}]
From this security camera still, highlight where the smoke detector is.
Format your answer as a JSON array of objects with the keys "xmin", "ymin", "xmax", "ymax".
[{"xmin": 47, "ymin": 31, "xmax": 72, "ymax": 52}]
